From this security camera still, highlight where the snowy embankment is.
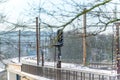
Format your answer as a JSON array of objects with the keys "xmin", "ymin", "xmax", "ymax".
[
  {"xmin": 10, "ymin": 56, "xmax": 117, "ymax": 76},
  {"xmin": 8, "ymin": 56, "xmax": 118, "ymax": 80}
]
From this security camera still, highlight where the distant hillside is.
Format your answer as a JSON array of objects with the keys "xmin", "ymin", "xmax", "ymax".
[
  {"xmin": 0, "ymin": 31, "xmax": 53, "ymax": 59},
  {"xmin": 49, "ymin": 31, "xmax": 114, "ymax": 64}
]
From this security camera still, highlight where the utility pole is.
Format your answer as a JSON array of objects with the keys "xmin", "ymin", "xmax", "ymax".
[
  {"xmin": 18, "ymin": 30, "xmax": 21, "ymax": 62},
  {"xmin": 115, "ymin": 22, "xmax": 120, "ymax": 79},
  {"xmin": 39, "ymin": 22, "xmax": 44, "ymax": 66},
  {"xmin": 83, "ymin": 8, "xmax": 87, "ymax": 66},
  {"xmin": 36, "ymin": 17, "xmax": 40, "ymax": 66},
  {"xmin": 113, "ymin": 4, "xmax": 120, "ymax": 79},
  {"xmin": 41, "ymin": 51, "xmax": 44, "ymax": 66}
]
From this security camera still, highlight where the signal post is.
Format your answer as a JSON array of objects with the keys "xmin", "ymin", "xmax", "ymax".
[{"xmin": 53, "ymin": 29, "xmax": 63, "ymax": 80}]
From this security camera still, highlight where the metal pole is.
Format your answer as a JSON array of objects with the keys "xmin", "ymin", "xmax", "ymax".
[
  {"xmin": 36, "ymin": 17, "xmax": 40, "ymax": 66},
  {"xmin": 83, "ymin": 8, "xmax": 87, "ymax": 66},
  {"xmin": 57, "ymin": 46, "xmax": 61, "ymax": 68},
  {"xmin": 115, "ymin": 23, "xmax": 120, "ymax": 77},
  {"xmin": 42, "ymin": 52, "xmax": 44, "ymax": 66},
  {"xmin": 114, "ymin": 22, "xmax": 120, "ymax": 79},
  {"xmin": 57, "ymin": 46, "xmax": 61, "ymax": 80},
  {"xmin": 54, "ymin": 47, "xmax": 56, "ymax": 62},
  {"xmin": 18, "ymin": 30, "xmax": 21, "ymax": 62},
  {"xmin": 39, "ymin": 22, "xmax": 43, "ymax": 66},
  {"xmin": 54, "ymin": 46, "xmax": 56, "ymax": 68}
]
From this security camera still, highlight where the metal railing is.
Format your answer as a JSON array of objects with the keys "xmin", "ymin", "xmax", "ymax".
[
  {"xmin": 88, "ymin": 62, "xmax": 115, "ymax": 69},
  {"xmin": 21, "ymin": 64, "xmax": 118, "ymax": 80}
]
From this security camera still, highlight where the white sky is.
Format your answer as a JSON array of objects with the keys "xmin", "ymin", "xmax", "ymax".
[
  {"xmin": 0, "ymin": 0, "xmax": 120, "ymax": 21},
  {"xmin": 0, "ymin": 0, "xmax": 120, "ymax": 31},
  {"xmin": 2, "ymin": 0, "xmax": 27, "ymax": 22},
  {"xmin": 2, "ymin": 0, "xmax": 119, "ymax": 22},
  {"xmin": 0, "ymin": 0, "xmax": 28, "ymax": 31}
]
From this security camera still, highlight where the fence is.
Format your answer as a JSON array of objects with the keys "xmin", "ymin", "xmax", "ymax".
[
  {"xmin": 88, "ymin": 62, "xmax": 115, "ymax": 69},
  {"xmin": 21, "ymin": 64, "xmax": 118, "ymax": 80}
]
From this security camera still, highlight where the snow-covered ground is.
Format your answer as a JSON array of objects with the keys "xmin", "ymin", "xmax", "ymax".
[
  {"xmin": 9, "ymin": 56, "xmax": 118, "ymax": 80},
  {"xmin": 10, "ymin": 56, "xmax": 117, "ymax": 75}
]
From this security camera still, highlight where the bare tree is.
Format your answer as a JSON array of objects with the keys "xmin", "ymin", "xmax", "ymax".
[
  {"xmin": 23, "ymin": 0, "xmax": 120, "ymax": 34},
  {"xmin": 0, "ymin": 0, "xmax": 7, "ymax": 23},
  {"xmin": 21, "ymin": 0, "xmax": 120, "ymax": 65}
]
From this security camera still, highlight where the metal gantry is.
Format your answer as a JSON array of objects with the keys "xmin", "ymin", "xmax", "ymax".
[{"xmin": 115, "ymin": 22, "xmax": 120, "ymax": 78}]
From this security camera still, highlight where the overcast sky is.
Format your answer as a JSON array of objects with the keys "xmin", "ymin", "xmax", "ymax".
[
  {"xmin": 0, "ymin": 0, "xmax": 120, "ymax": 31},
  {"xmin": 1, "ymin": 0, "xmax": 119, "ymax": 23},
  {"xmin": 2, "ymin": 0, "xmax": 27, "ymax": 21},
  {"xmin": 0, "ymin": 0, "xmax": 28, "ymax": 31}
]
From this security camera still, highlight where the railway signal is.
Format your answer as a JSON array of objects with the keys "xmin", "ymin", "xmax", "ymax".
[
  {"xmin": 57, "ymin": 29, "xmax": 63, "ymax": 47},
  {"xmin": 53, "ymin": 29, "xmax": 64, "ymax": 68}
]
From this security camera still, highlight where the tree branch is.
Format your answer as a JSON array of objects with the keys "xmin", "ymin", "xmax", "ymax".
[
  {"xmin": 43, "ymin": 0, "xmax": 112, "ymax": 29},
  {"xmin": 88, "ymin": 18, "xmax": 120, "ymax": 36}
]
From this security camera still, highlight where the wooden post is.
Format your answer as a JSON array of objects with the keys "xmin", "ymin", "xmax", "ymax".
[
  {"xmin": 83, "ymin": 8, "xmax": 87, "ymax": 66},
  {"xmin": 36, "ymin": 17, "xmax": 40, "ymax": 66}
]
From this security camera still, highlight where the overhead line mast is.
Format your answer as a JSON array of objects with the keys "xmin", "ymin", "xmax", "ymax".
[
  {"xmin": 83, "ymin": 8, "xmax": 87, "ymax": 66},
  {"xmin": 115, "ymin": 22, "xmax": 120, "ymax": 79},
  {"xmin": 36, "ymin": 17, "xmax": 40, "ymax": 66}
]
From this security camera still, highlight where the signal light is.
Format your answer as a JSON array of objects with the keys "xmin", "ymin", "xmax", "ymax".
[{"xmin": 57, "ymin": 29, "xmax": 63, "ymax": 46}]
